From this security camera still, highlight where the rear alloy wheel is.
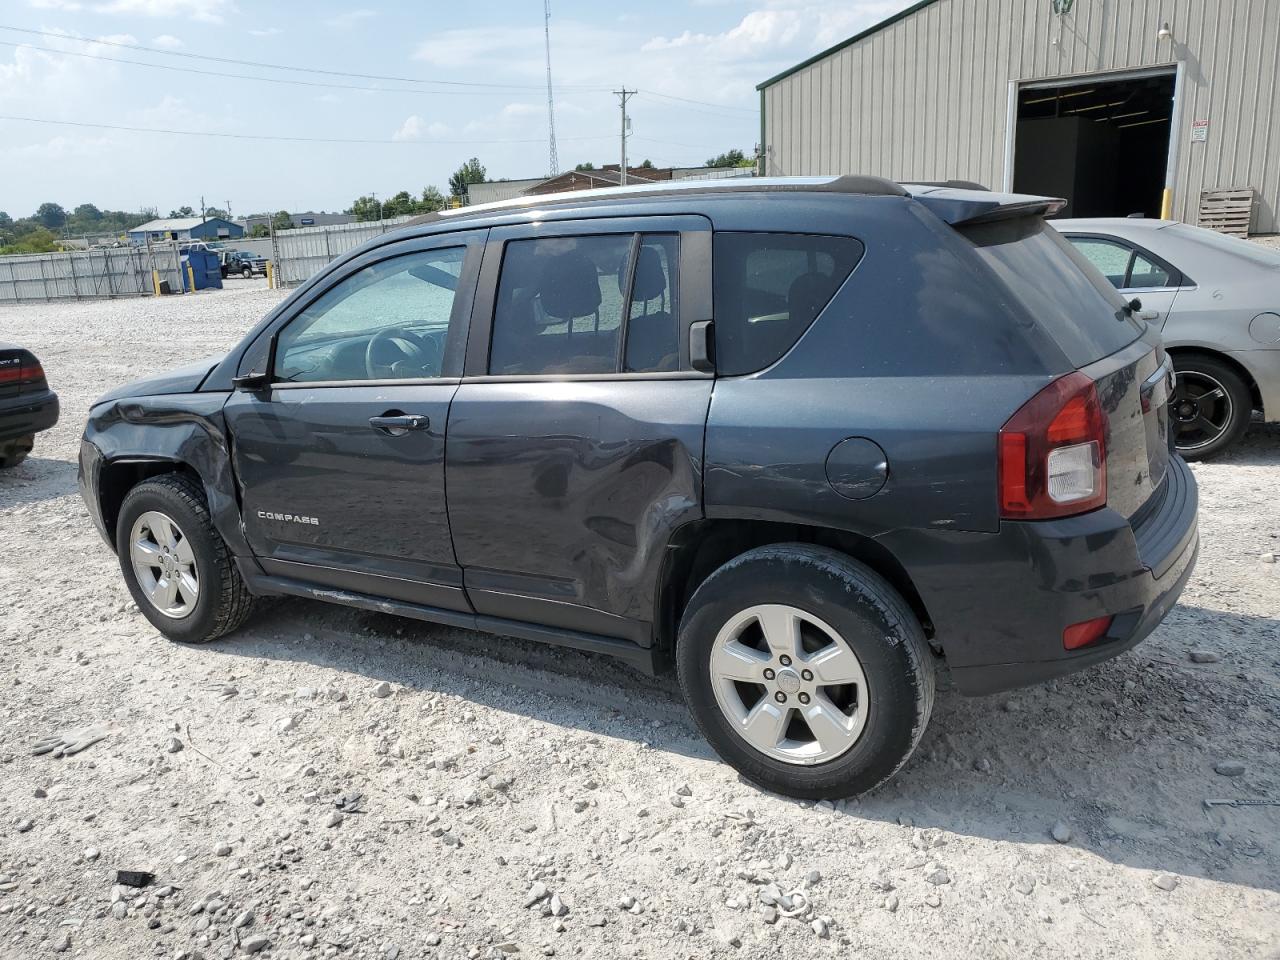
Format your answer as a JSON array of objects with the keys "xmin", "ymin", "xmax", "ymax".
[
  {"xmin": 242, "ymin": 266, "xmax": 253, "ymax": 279},
  {"xmin": 677, "ymin": 544, "xmax": 935, "ymax": 799},
  {"xmin": 116, "ymin": 473, "xmax": 255, "ymax": 643},
  {"xmin": 1171, "ymin": 355, "xmax": 1251, "ymax": 460}
]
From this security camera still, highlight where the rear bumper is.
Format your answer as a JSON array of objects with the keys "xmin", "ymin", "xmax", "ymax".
[
  {"xmin": 0, "ymin": 388, "xmax": 59, "ymax": 443},
  {"xmin": 898, "ymin": 456, "xmax": 1199, "ymax": 696}
]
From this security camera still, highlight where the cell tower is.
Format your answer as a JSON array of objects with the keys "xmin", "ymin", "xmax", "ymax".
[{"xmin": 543, "ymin": 0, "xmax": 559, "ymax": 177}]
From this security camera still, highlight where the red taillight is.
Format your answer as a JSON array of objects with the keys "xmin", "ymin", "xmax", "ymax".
[
  {"xmin": 21, "ymin": 360, "xmax": 45, "ymax": 384},
  {"xmin": 1063, "ymin": 615, "xmax": 1113, "ymax": 650},
  {"xmin": 0, "ymin": 362, "xmax": 19, "ymax": 385},
  {"xmin": 999, "ymin": 371, "xmax": 1107, "ymax": 519}
]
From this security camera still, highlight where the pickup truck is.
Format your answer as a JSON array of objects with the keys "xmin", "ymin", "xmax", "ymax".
[{"xmin": 219, "ymin": 250, "xmax": 268, "ymax": 279}]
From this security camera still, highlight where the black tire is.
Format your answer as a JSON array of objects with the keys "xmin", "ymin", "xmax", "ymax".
[
  {"xmin": 1171, "ymin": 354, "xmax": 1252, "ymax": 460},
  {"xmin": 676, "ymin": 544, "xmax": 934, "ymax": 799},
  {"xmin": 115, "ymin": 473, "xmax": 255, "ymax": 643},
  {"xmin": 0, "ymin": 434, "xmax": 34, "ymax": 469},
  {"xmin": 241, "ymin": 266, "xmax": 253, "ymax": 279}
]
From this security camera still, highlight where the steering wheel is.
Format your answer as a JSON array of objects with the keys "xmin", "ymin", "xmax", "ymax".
[{"xmin": 364, "ymin": 326, "xmax": 436, "ymax": 379}]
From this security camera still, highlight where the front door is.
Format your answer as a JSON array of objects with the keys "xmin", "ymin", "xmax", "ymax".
[
  {"xmin": 446, "ymin": 216, "xmax": 714, "ymax": 644},
  {"xmin": 224, "ymin": 231, "xmax": 485, "ymax": 610}
]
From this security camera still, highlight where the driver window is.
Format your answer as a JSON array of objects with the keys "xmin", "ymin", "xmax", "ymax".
[{"xmin": 274, "ymin": 247, "xmax": 465, "ymax": 383}]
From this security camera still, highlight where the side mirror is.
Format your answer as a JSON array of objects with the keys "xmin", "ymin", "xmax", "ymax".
[
  {"xmin": 232, "ymin": 371, "xmax": 270, "ymax": 391},
  {"xmin": 690, "ymin": 320, "xmax": 715, "ymax": 373}
]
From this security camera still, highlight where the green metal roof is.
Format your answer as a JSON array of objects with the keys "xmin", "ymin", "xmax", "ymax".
[{"xmin": 756, "ymin": 0, "xmax": 942, "ymax": 90}]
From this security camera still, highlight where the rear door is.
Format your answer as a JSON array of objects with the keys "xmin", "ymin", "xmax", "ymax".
[
  {"xmin": 1062, "ymin": 233, "xmax": 1185, "ymax": 329},
  {"xmin": 224, "ymin": 230, "xmax": 485, "ymax": 610},
  {"xmin": 967, "ymin": 219, "xmax": 1171, "ymax": 514},
  {"xmin": 446, "ymin": 215, "xmax": 713, "ymax": 643}
]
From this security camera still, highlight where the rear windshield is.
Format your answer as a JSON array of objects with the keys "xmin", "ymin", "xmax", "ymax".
[
  {"xmin": 1164, "ymin": 223, "xmax": 1280, "ymax": 268},
  {"xmin": 963, "ymin": 218, "xmax": 1143, "ymax": 368}
]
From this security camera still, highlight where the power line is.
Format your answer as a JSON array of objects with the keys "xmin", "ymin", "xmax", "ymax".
[
  {"xmin": 0, "ymin": 113, "xmax": 615, "ymax": 146},
  {"xmin": 0, "ymin": 39, "xmax": 540, "ymax": 96},
  {"xmin": 636, "ymin": 89, "xmax": 757, "ymax": 115},
  {"xmin": 0, "ymin": 24, "xmax": 610, "ymax": 91}
]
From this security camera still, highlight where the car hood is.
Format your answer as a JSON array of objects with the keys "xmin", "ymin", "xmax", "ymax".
[{"xmin": 93, "ymin": 353, "xmax": 225, "ymax": 406}]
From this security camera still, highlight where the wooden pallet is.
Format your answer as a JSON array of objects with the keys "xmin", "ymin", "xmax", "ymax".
[{"xmin": 1198, "ymin": 188, "xmax": 1255, "ymax": 237}]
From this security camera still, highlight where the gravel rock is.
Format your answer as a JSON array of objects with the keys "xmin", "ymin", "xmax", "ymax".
[
  {"xmin": 924, "ymin": 865, "xmax": 950, "ymax": 886},
  {"xmin": 1153, "ymin": 874, "xmax": 1179, "ymax": 891},
  {"xmin": 524, "ymin": 882, "xmax": 549, "ymax": 908},
  {"xmin": 232, "ymin": 909, "xmax": 253, "ymax": 928},
  {"xmin": 549, "ymin": 892, "xmax": 569, "ymax": 917},
  {"xmin": 240, "ymin": 934, "xmax": 270, "ymax": 954},
  {"xmin": 1051, "ymin": 821, "xmax": 1072, "ymax": 843},
  {"xmin": 166, "ymin": 737, "xmax": 184, "ymax": 754},
  {"xmin": 811, "ymin": 917, "xmax": 829, "ymax": 938},
  {"xmin": 215, "ymin": 842, "xmax": 233, "ymax": 856},
  {"xmin": 371, "ymin": 681, "xmax": 392, "ymax": 699},
  {"xmin": 1014, "ymin": 877, "xmax": 1036, "ymax": 896},
  {"xmin": 112, "ymin": 901, "xmax": 128, "ymax": 919},
  {"xmin": 324, "ymin": 810, "xmax": 344, "ymax": 828},
  {"xmin": 1214, "ymin": 761, "xmax": 1246, "ymax": 777},
  {"xmin": 924, "ymin": 893, "xmax": 942, "ymax": 908},
  {"xmin": 50, "ymin": 931, "xmax": 71, "ymax": 953},
  {"xmin": 1188, "ymin": 649, "xmax": 1222, "ymax": 664}
]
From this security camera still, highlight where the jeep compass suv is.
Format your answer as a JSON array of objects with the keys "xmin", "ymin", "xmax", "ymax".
[{"xmin": 79, "ymin": 177, "xmax": 1198, "ymax": 798}]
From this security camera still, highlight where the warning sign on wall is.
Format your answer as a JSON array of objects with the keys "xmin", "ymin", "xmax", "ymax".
[{"xmin": 1191, "ymin": 119, "xmax": 1209, "ymax": 142}]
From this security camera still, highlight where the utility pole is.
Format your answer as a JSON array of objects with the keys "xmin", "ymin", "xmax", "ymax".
[
  {"xmin": 200, "ymin": 195, "xmax": 206, "ymax": 223},
  {"xmin": 543, "ymin": 0, "xmax": 559, "ymax": 177},
  {"xmin": 614, "ymin": 88, "xmax": 636, "ymax": 185},
  {"xmin": 225, "ymin": 200, "xmax": 232, "ymax": 221}
]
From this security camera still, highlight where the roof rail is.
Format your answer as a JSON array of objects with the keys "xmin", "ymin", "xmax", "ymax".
[{"xmin": 405, "ymin": 175, "xmax": 908, "ymax": 228}]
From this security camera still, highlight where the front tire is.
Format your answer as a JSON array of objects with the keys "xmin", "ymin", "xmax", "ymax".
[
  {"xmin": 115, "ymin": 473, "xmax": 254, "ymax": 643},
  {"xmin": 676, "ymin": 544, "xmax": 934, "ymax": 799},
  {"xmin": 241, "ymin": 266, "xmax": 253, "ymax": 279},
  {"xmin": 1171, "ymin": 354, "xmax": 1252, "ymax": 460}
]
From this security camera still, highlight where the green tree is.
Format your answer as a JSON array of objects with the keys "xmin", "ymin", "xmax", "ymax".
[
  {"xmin": 169, "ymin": 205, "xmax": 195, "ymax": 218},
  {"xmin": 73, "ymin": 203, "xmax": 103, "ymax": 221},
  {"xmin": 35, "ymin": 202, "xmax": 67, "ymax": 230},
  {"xmin": 346, "ymin": 195, "xmax": 382, "ymax": 222},
  {"xmin": 574, "ymin": 162, "xmax": 595, "ymax": 171},
  {"xmin": 448, "ymin": 157, "xmax": 487, "ymax": 198},
  {"xmin": 271, "ymin": 210, "xmax": 293, "ymax": 231},
  {"xmin": 419, "ymin": 186, "xmax": 447, "ymax": 213},
  {"xmin": 249, "ymin": 224, "xmax": 270, "ymax": 239},
  {"xmin": 638, "ymin": 159, "xmax": 655, "ymax": 169},
  {"xmin": 705, "ymin": 148, "xmax": 754, "ymax": 168},
  {"xmin": 0, "ymin": 227, "xmax": 62, "ymax": 255},
  {"xmin": 203, "ymin": 206, "xmax": 229, "ymax": 220}
]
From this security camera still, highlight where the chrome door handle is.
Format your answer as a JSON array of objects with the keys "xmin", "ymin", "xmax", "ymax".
[{"xmin": 369, "ymin": 414, "xmax": 430, "ymax": 436}]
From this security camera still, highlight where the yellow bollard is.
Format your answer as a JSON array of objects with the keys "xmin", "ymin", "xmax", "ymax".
[
  {"xmin": 152, "ymin": 270, "xmax": 161, "ymax": 296},
  {"xmin": 1160, "ymin": 188, "xmax": 1173, "ymax": 221},
  {"xmin": 267, "ymin": 261, "xmax": 274, "ymax": 289},
  {"xmin": 186, "ymin": 264, "xmax": 195, "ymax": 293}
]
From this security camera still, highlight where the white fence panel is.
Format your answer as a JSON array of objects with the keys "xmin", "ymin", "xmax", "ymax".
[
  {"xmin": 272, "ymin": 217, "xmax": 414, "ymax": 288},
  {"xmin": 0, "ymin": 244, "xmax": 185, "ymax": 304}
]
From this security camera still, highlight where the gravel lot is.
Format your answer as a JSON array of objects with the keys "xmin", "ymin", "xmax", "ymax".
[{"xmin": 1, "ymin": 280, "xmax": 1278, "ymax": 960}]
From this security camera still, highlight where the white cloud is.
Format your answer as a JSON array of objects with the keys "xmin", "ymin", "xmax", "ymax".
[
  {"xmin": 150, "ymin": 34, "xmax": 184, "ymax": 49},
  {"xmin": 91, "ymin": 0, "xmax": 238, "ymax": 23},
  {"xmin": 28, "ymin": 0, "xmax": 84, "ymax": 10},
  {"xmin": 324, "ymin": 9, "xmax": 375, "ymax": 29},
  {"xmin": 393, "ymin": 115, "xmax": 452, "ymax": 142},
  {"xmin": 248, "ymin": 26, "xmax": 281, "ymax": 37}
]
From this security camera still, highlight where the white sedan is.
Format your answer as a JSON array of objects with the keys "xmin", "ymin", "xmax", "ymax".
[{"xmin": 1055, "ymin": 218, "xmax": 1280, "ymax": 459}]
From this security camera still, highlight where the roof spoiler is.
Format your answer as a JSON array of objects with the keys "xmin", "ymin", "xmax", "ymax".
[{"xmin": 904, "ymin": 185, "xmax": 1067, "ymax": 226}]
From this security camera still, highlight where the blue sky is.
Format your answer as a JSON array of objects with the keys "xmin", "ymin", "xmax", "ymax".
[{"xmin": 0, "ymin": 0, "xmax": 912, "ymax": 218}]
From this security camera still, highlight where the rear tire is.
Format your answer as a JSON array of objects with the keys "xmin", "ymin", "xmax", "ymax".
[
  {"xmin": 1171, "ymin": 354, "xmax": 1252, "ymax": 460},
  {"xmin": 676, "ymin": 544, "xmax": 934, "ymax": 799},
  {"xmin": 0, "ymin": 434, "xmax": 34, "ymax": 469},
  {"xmin": 115, "ymin": 473, "xmax": 255, "ymax": 643},
  {"xmin": 241, "ymin": 266, "xmax": 253, "ymax": 279}
]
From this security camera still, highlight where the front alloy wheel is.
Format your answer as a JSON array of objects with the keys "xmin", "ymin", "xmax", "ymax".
[
  {"xmin": 709, "ymin": 604, "xmax": 869, "ymax": 765},
  {"xmin": 129, "ymin": 510, "xmax": 199, "ymax": 618}
]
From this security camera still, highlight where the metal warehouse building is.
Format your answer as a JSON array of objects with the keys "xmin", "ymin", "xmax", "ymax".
[{"xmin": 758, "ymin": 0, "xmax": 1280, "ymax": 234}]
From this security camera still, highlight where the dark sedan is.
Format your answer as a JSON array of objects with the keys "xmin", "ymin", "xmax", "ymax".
[{"xmin": 0, "ymin": 344, "xmax": 59, "ymax": 468}]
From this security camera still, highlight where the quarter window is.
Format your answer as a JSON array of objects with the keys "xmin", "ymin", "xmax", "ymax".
[
  {"xmin": 488, "ymin": 233, "xmax": 680, "ymax": 376},
  {"xmin": 712, "ymin": 232, "xmax": 864, "ymax": 376},
  {"xmin": 275, "ymin": 247, "xmax": 464, "ymax": 383},
  {"xmin": 1066, "ymin": 236, "xmax": 1175, "ymax": 290}
]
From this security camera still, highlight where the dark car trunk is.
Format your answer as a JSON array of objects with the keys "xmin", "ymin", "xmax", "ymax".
[
  {"xmin": 0, "ymin": 346, "xmax": 44, "ymax": 401},
  {"xmin": 963, "ymin": 218, "xmax": 1172, "ymax": 519}
]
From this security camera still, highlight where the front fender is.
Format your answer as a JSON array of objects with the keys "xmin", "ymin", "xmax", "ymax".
[{"xmin": 80, "ymin": 393, "xmax": 252, "ymax": 557}]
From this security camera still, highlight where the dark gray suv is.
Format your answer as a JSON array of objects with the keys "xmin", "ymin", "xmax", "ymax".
[{"xmin": 79, "ymin": 177, "xmax": 1199, "ymax": 798}]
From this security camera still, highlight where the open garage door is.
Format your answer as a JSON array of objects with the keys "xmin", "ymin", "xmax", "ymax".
[{"xmin": 1013, "ymin": 70, "xmax": 1176, "ymax": 219}]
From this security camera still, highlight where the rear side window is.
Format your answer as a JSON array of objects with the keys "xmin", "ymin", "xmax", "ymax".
[
  {"xmin": 965, "ymin": 218, "xmax": 1141, "ymax": 368},
  {"xmin": 488, "ymin": 233, "xmax": 680, "ymax": 376},
  {"xmin": 713, "ymin": 233, "xmax": 863, "ymax": 376}
]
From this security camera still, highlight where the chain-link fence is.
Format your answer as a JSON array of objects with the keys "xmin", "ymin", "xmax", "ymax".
[
  {"xmin": 271, "ymin": 216, "xmax": 415, "ymax": 288},
  {"xmin": 0, "ymin": 244, "xmax": 185, "ymax": 304}
]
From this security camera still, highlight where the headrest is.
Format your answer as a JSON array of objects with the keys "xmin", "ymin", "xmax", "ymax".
[
  {"xmin": 621, "ymin": 246, "xmax": 668, "ymax": 302},
  {"xmin": 538, "ymin": 251, "xmax": 602, "ymax": 319}
]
